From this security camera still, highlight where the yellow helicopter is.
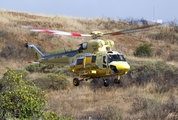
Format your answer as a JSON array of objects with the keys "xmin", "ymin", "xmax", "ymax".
[{"xmin": 25, "ymin": 23, "xmax": 158, "ymax": 87}]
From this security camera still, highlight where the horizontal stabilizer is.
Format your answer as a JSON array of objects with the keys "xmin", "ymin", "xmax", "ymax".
[{"xmin": 28, "ymin": 61, "xmax": 40, "ymax": 64}]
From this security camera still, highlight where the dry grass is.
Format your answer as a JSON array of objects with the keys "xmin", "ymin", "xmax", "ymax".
[
  {"xmin": 0, "ymin": 10, "xmax": 178, "ymax": 119},
  {"xmin": 46, "ymin": 81, "xmax": 178, "ymax": 119}
]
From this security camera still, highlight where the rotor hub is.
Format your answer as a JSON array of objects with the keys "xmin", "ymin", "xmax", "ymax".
[{"xmin": 90, "ymin": 31, "xmax": 104, "ymax": 39}]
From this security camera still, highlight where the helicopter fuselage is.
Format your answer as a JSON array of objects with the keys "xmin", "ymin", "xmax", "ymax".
[{"xmin": 28, "ymin": 39, "xmax": 130, "ymax": 86}]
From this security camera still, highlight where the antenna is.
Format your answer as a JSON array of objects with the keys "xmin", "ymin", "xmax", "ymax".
[
  {"xmin": 152, "ymin": 5, "xmax": 163, "ymax": 24},
  {"xmin": 153, "ymin": 6, "xmax": 155, "ymax": 21}
]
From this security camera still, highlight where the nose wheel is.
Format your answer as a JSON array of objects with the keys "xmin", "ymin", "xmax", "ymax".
[
  {"xmin": 114, "ymin": 78, "xmax": 120, "ymax": 84},
  {"xmin": 114, "ymin": 76, "xmax": 121, "ymax": 84}
]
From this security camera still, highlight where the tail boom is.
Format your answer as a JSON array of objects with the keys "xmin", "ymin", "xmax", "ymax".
[{"xmin": 28, "ymin": 44, "xmax": 44, "ymax": 60}]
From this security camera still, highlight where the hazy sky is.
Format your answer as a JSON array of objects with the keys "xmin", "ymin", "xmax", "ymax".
[{"xmin": 0, "ymin": 0, "xmax": 177, "ymax": 22}]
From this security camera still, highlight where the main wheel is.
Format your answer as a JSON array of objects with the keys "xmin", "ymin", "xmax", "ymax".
[
  {"xmin": 73, "ymin": 78, "xmax": 80, "ymax": 86},
  {"xmin": 104, "ymin": 78, "xmax": 109, "ymax": 87},
  {"xmin": 114, "ymin": 78, "xmax": 120, "ymax": 84}
]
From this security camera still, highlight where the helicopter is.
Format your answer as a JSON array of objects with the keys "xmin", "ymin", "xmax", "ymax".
[{"xmin": 24, "ymin": 23, "xmax": 159, "ymax": 87}]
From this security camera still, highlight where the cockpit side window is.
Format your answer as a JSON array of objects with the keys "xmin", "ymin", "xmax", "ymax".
[
  {"xmin": 80, "ymin": 42, "xmax": 88, "ymax": 50},
  {"xmin": 118, "ymin": 55, "xmax": 126, "ymax": 61},
  {"xmin": 108, "ymin": 54, "xmax": 126, "ymax": 63}
]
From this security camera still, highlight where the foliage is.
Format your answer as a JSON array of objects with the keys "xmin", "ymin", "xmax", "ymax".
[
  {"xmin": 33, "ymin": 73, "xmax": 70, "ymax": 90},
  {"xmin": 0, "ymin": 43, "xmax": 34, "ymax": 60},
  {"xmin": 25, "ymin": 64, "xmax": 47, "ymax": 73},
  {"xmin": 124, "ymin": 18, "xmax": 148, "ymax": 26},
  {"xmin": 145, "ymin": 20, "xmax": 178, "ymax": 44},
  {"xmin": 167, "ymin": 51, "xmax": 178, "ymax": 61},
  {"xmin": 122, "ymin": 60, "xmax": 178, "ymax": 92},
  {"xmin": 134, "ymin": 44, "xmax": 152, "ymax": 57},
  {"xmin": 169, "ymin": 19, "xmax": 178, "ymax": 33},
  {"xmin": 0, "ymin": 68, "xmax": 72, "ymax": 119},
  {"xmin": 0, "ymin": 68, "xmax": 46, "ymax": 119},
  {"xmin": 47, "ymin": 73, "xmax": 70, "ymax": 90},
  {"xmin": 51, "ymin": 65, "xmax": 75, "ymax": 77},
  {"xmin": 42, "ymin": 111, "xmax": 73, "ymax": 120},
  {"xmin": 128, "ymin": 94, "xmax": 178, "ymax": 120}
]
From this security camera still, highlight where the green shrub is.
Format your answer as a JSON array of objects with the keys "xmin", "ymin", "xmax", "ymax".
[
  {"xmin": 122, "ymin": 60, "xmax": 178, "ymax": 92},
  {"xmin": 0, "ymin": 68, "xmax": 72, "ymax": 119},
  {"xmin": 134, "ymin": 44, "xmax": 152, "ymax": 57},
  {"xmin": 42, "ymin": 111, "xmax": 73, "ymax": 120},
  {"xmin": 33, "ymin": 73, "xmax": 70, "ymax": 90},
  {"xmin": 47, "ymin": 73, "xmax": 70, "ymax": 90},
  {"xmin": 25, "ymin": 64, "xmax": 47, "ymax": 72},
  {"xmin": 0, "ymin": 68, "xmax": 46, "ymax": 119}
]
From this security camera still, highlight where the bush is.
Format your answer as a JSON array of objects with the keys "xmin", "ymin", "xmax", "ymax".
[
  {"xmin": 47, "ymin": 73, "xmax": 70, "ymax": 90},
  {"xmin": 0, "ymin": 43, "xmax": 35, "ymax": 60},
  {"xmin": 25, "ymin": 64, "xmax": 47, "ymax": 72},
  {"xmin": 42, "ymin": 111, "xmax": 73, "ymax": 120},
  {"xmin": 121, "ymin": 60, "xmax": 178, "ymax": 91},
  {"xmin": 0, "ymin": 68, "xmax": 72, "ymax": 119},
  {"xmin": 0, "ymin": 68, "xmax": 46, "ymax": 119},
  {"xmin": 134, "ymin": 44, "xmax": 152, "ymax": 57},
  {"xmin": 128, "ymin": 95, "xmax": 178, "ymax": 120},
  {"xmin": 33, "ymin": 73, "xmax": 70, "ymax": 90}
]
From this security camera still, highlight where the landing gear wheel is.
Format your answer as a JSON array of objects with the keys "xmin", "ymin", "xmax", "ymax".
[
  {"xmin": 73, "ymin": 78, "xmax": 80, "ymax": 86},
  {"xmin": 104, "ymin": 78, "xmax": 109, "ymax": 87},
  {"xmin": 114, "ymin": 78, "xmax": 120, "ymax": 84}
]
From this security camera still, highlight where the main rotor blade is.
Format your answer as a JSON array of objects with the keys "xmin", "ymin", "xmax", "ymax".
[
  {"xmin": 24, "ymin": 26, "xmax": 92, "ymax": 37},
  {"xmin": 103, "ymin": 24, "xmax": 160, "ymax": 36}
]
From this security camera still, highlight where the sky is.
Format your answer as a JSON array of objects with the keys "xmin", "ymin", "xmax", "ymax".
[{"xmin": 0, "ymin": 0, "xmax": 177, "ymax": 22}]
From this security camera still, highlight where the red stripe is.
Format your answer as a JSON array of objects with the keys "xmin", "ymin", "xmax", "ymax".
[
  {"xmin": 71, "ymin": 33, "xmax": 82, "ymax": 36},
  {"xmin": 110, "ymin": 32, "xmax": 123, "ymax": 36},
  {"xmin": 44, "ymin": 30, "xmax": 55, "ymax": 34}
]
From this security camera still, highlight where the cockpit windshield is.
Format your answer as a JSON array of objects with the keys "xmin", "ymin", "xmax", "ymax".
[{"xmin": 108, "ymin": 54, "xmax": 126, "ymax": 63}]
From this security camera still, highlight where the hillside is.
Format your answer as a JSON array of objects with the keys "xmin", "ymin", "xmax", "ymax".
[{"xmin": 0, "ymin": 10, "xmax": 178, "ymax": 119}]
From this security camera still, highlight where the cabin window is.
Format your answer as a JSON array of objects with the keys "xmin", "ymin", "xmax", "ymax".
[
  {"xmin": 91, "ymin": 56, "xmax": 96, "ymax": 63},
  {"xmin": 77, "ymin": 58, "xmax": 83, "ymax": 65}
]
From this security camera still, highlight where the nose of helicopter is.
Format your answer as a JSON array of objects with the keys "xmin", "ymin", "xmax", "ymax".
[{"xmin": 110, "ymin": 62, "xmax": 130, "ymax": 74}]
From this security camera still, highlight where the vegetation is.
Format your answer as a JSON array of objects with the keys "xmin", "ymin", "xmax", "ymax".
[
  {"xmin": 134, "ymin": 44, "xmax": 152, "ymax": 57},
  {"xmin": 32, "ymin": 73, "xmax": 70, "ymax": 90},
  {"xmin": 0, "ymin": 68, "xmax": 73, "ymax": 120},
  {"xmin": 0, "ymin": 68, "xmax": 46, "ymax": 119},
  {"xmin": 25, "ymin": 64, "xmax": 47, "ymax": 73}
]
